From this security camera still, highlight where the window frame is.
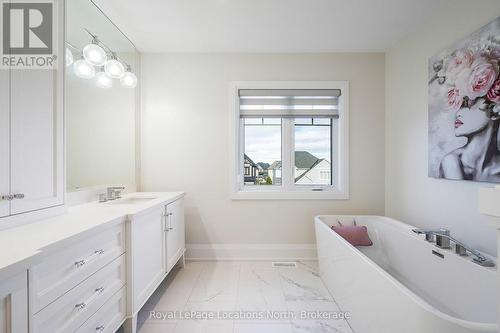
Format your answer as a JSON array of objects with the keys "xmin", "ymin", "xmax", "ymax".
[{"xmin": 229, "ymin": 81, "xmax": 349, "ymax": 200}]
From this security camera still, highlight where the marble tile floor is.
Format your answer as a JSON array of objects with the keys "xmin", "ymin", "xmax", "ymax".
[{"xmin": 120, "ymin": 261, "xmax": 354, "ymax": 333}]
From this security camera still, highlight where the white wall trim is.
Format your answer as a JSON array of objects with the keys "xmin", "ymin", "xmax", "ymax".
[{"xmin": 186, "ymin": 243, "xmax": 317, "ymax": 261}]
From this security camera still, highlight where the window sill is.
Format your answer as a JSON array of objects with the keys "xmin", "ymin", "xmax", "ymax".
[{"xmin": 230, "ymin": 190, "xmax": 349, "ymax": 200}]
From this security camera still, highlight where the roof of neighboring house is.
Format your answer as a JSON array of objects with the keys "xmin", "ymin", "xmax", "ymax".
[
  {"xmin": 268, "ymin": 151, "xmax": 320, "ymax": 170},
  {"xmin": 257, "ymin": 162, "xmax": 270, "ymax": 170},
  {"xmin": 294, "ymin": 158, "xmax": 330, "ymax": 182},
  {"xmin": 295, "ymin": 151, "xmax": 319, "ymax": 169},
  {"xmin": 244, "ymin": 154, "xmax": 258, "ymax": 167}
]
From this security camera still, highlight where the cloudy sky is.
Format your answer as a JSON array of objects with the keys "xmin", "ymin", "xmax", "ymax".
[{"xmin": 244, "ymin": 124, "xmax": 331, "ymax": 165}]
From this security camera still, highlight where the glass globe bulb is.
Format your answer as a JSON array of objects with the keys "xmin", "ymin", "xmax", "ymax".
[
  {"xmin": 120, "ymin": 71, "xmax": 137, "ymax": 88},
  {"xmin": 104, "ymin": 59, "xmax": 125, "ymax": 79},
  {"xmin": 83, "ymin": 43, "xmax": 107, "ymax": 66},
  {"xmin": 96, "ymin": 72, "xmax": 113, "ymax": 88},
  {"xmin": 73, "ymin": 59, "xmax": 95, "ymax": 79},
  {"xmin": 65, "ymin": 47, "xmax": 73, "ymax": 67}
]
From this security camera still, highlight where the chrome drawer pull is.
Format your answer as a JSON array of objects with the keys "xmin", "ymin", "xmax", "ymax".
[
  {"xmin": 75, "ymin": 302, "xmax": 86, "ymax": 310},
  {"xmin": 96, "ymin": 326, "xmax": 105, "ymax": 332},
  {"xmin": 75, "ymin": 287, "xmax": 105, "ymax": 311},
  {"xmin": 74, "ymin": 260, "xmax": 86, "ymax": 268},
  {"xmin": 75, "ymin": 249, "xmax": 105, "ymax": 268},
  {"xmin": 1, "ymin": 195, "xmax": 13, "ymax": 201},
  {"xmin": 12, "ymin": 193, "xmax": 25, "ymax": 199}
]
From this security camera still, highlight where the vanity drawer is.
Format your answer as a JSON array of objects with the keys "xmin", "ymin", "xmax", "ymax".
[
  {"xmin": 75, "ymin": 287, "xmax": 126, "ymax": 333},
  {"xmin": 31, "ymin": 223, "xmax": 125, "ymax": 313},
  {"xmin": 31, "ymin": 254, "xmax": 126, "ymax": 333}
]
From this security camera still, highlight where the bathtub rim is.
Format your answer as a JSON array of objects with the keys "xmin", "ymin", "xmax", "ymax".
[{"xmin": 314, "ymin": 214, "xmax": 498, "ymax": 332}]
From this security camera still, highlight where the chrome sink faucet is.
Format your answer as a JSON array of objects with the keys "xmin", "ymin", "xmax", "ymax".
[
  {"xmin": 107, "ymin": 186, "xmax": 125, "ymax": 200},
  {"xmin": 99, "ymin": 186, "xmax": 125, "ymax": 202},
  {"xmin": 412, "ymin": 229, "xmax": 495, "ymax": 267}
]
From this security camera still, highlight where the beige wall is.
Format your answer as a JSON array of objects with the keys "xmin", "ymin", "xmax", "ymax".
[
  {"xmin": 385, "ymin": 1, "xmax": 500, "ymax": 256},
  {"xmin": 141, "ymin": 53, "xmax": 385, "ymax": 245}
]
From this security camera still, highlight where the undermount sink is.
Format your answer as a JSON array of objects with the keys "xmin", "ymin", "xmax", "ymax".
[{"xmin": 105, "ymin": 197, "xmax": 158, "ymax": 205}]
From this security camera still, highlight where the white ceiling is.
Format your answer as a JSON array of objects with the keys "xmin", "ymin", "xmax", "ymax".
[{"xmin": 93, "ymin": 0, "xmax": 448, "ymax": 53}]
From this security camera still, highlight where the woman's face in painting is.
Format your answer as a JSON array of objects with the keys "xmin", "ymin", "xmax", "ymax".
[{"xmin": 454, "ymin": 99, "xmax": 491, "ymax": 137}]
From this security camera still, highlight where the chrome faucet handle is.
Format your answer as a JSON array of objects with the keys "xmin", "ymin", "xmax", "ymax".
[
  {"xmin": 436, "ymin": 234, "xmax": 451, "ymax": 249},
  {"xmin": 455, "ymin": 243, "xmax": 467, "ymax": 256},
  {"xmin": 98, "ymin": 193, "xmax": 107, "ymax": 203}
]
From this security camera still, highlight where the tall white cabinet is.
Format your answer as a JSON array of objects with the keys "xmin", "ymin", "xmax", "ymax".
[
  {"xmin": 10, "ymin": 70, "xmax": 64, "ymax": 215},
  {"xmin": 0, "ymin": 2, "xmax": 64, "ymax": 221},
  {"xmin": 0, "ymin": 68, "xmax": 9, "ymax": 218}
]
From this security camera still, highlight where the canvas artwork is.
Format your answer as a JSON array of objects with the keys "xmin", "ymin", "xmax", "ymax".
[{"xmin": 428, "ymin": 17, "xmax": 500, "ymax": 183}]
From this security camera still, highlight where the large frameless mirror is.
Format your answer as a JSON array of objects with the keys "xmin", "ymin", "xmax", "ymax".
[{"xmin": 65, "ymin": 0, "xmax": 138, "ymax": 192}]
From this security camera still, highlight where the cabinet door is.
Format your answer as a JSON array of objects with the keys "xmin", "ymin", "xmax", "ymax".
[
  {"xmin": 165, "ymin": 198, "xmax": 185, "ymax": 273},
  {"xmin": 10, "ymin": 68, "xmax": 63, "ymax": 214},
  {"xmin": 0, "ymin": 67, "xmax": 9, "ymax": 218},
  {"xmin": 130, "ymin": 207, "xmax": 166, "ymax": 312},
  {"xmin": 9, "ymin": 0, "xmax": 64, "ymax": 215},
  {"xmin": 0, "ymin": 272, "xmax": 28, "ymax": 333}
]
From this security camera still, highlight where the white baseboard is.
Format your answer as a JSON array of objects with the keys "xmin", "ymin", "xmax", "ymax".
[{"xmin": 186, "ymin": 243, "xmax": 317, "ymax": 261}]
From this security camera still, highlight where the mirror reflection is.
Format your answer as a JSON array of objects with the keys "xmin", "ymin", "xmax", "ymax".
[{"xmin": 65, "ymin": 0, "xmax": 138, "ymax": 191}]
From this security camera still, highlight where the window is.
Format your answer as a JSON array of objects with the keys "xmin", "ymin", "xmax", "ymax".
[{"xmin": 230, "ymin": 82, "xmax": 349, "ymax": 199}]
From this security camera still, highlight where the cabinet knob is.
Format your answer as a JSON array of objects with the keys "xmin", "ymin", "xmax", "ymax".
[
  {"xmin": 13, "ymin": 193, "xmax": 25, "ymax": 199},
  {"xmin": 1, "ymin": 195, "xmax": 13, "ymax": 201}
]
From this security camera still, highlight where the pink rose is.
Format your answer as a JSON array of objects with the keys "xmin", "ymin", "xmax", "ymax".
[
  {"xmin": 456, "ymin": 58, "xmax": 498, "ymax": 100},
  {"xmin": 446, "ymin": 49, "xmax": 474, "ymax": 80},
  {"xmin": 445, "ymin": 88, "xmax": 463, "ymax": 112},
  {"xmin": 487, "ymin": 77, "xmax": 500, "ymax": 103}
]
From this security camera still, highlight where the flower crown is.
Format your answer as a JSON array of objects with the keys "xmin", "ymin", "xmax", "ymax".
[{"xmin": 431, "ymin": 36, "xmax": 500, "ymax": 119}]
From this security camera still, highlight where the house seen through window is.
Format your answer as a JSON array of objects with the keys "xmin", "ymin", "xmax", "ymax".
[{"xmin": 238, "ymin": 87, "xmax": 344, "ymax": 193}]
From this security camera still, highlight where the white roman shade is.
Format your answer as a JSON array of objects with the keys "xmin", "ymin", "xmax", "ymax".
[{"xmin": 239, "ymin": 89, "xmax": 341, "ymax": 118}]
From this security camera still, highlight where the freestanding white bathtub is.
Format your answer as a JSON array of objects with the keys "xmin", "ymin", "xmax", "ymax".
[{"xmin": 315, "ymin": 215, "xmax": 498, "ymax": 333}]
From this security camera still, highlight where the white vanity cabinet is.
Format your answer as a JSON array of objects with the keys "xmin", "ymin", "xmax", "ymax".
[
  {"xmin": 126, "ymin": 206, "xmax": 166, "ymax": 321},
  {"xmin": 124, "ymin": 195, "xmax": 186, "ymax": 333},
  {"xmin": 29, "ymin": 221, "xmax": 127, "ymax": 333},
  {"xmin": 0, "ymin": 272, "xmax": 28, "ymax": 333},
  {"xmin": 164, "ymin": 198, "xmax": 185, "ymax": 273},
  {"xmin": 0, "ymin": 0, "xmax": 64, "ymax": 221}
]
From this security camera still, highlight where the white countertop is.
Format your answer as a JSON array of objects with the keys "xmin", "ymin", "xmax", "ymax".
[{"xmin": 0, "ymin": 192, "xmax": 185, "ymax": 280}]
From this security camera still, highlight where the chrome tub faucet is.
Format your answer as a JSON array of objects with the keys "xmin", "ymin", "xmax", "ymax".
[{"xmin": 412, "ymin": 228, "xmax": 495, "ymax": 267}]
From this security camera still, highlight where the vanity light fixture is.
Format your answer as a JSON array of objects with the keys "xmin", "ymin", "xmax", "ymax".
[
  {"xmin": 73, "ymin": 56, "xmax": 95, "ymax": 79},
  {"xmin": 83, "ymin": 36, "xmax": 107, "ymax": 66},
  {"xmin": 104, "ymin": 52, "xmax": 125, "ymax": 79},
  {"xmin": 120, "ymin": 65, "xmax": 138, "ymax": 88},
  {"xmin": 67, "ymin": 29, "xmax": 138, "ymax": 88},
  {"xmin": 65, "ymin": 47, "xmax": 74, "ymax": 67},
  {"xmin": 95, "ymin": 70, "xmax": 113, "ymax": 88}
]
